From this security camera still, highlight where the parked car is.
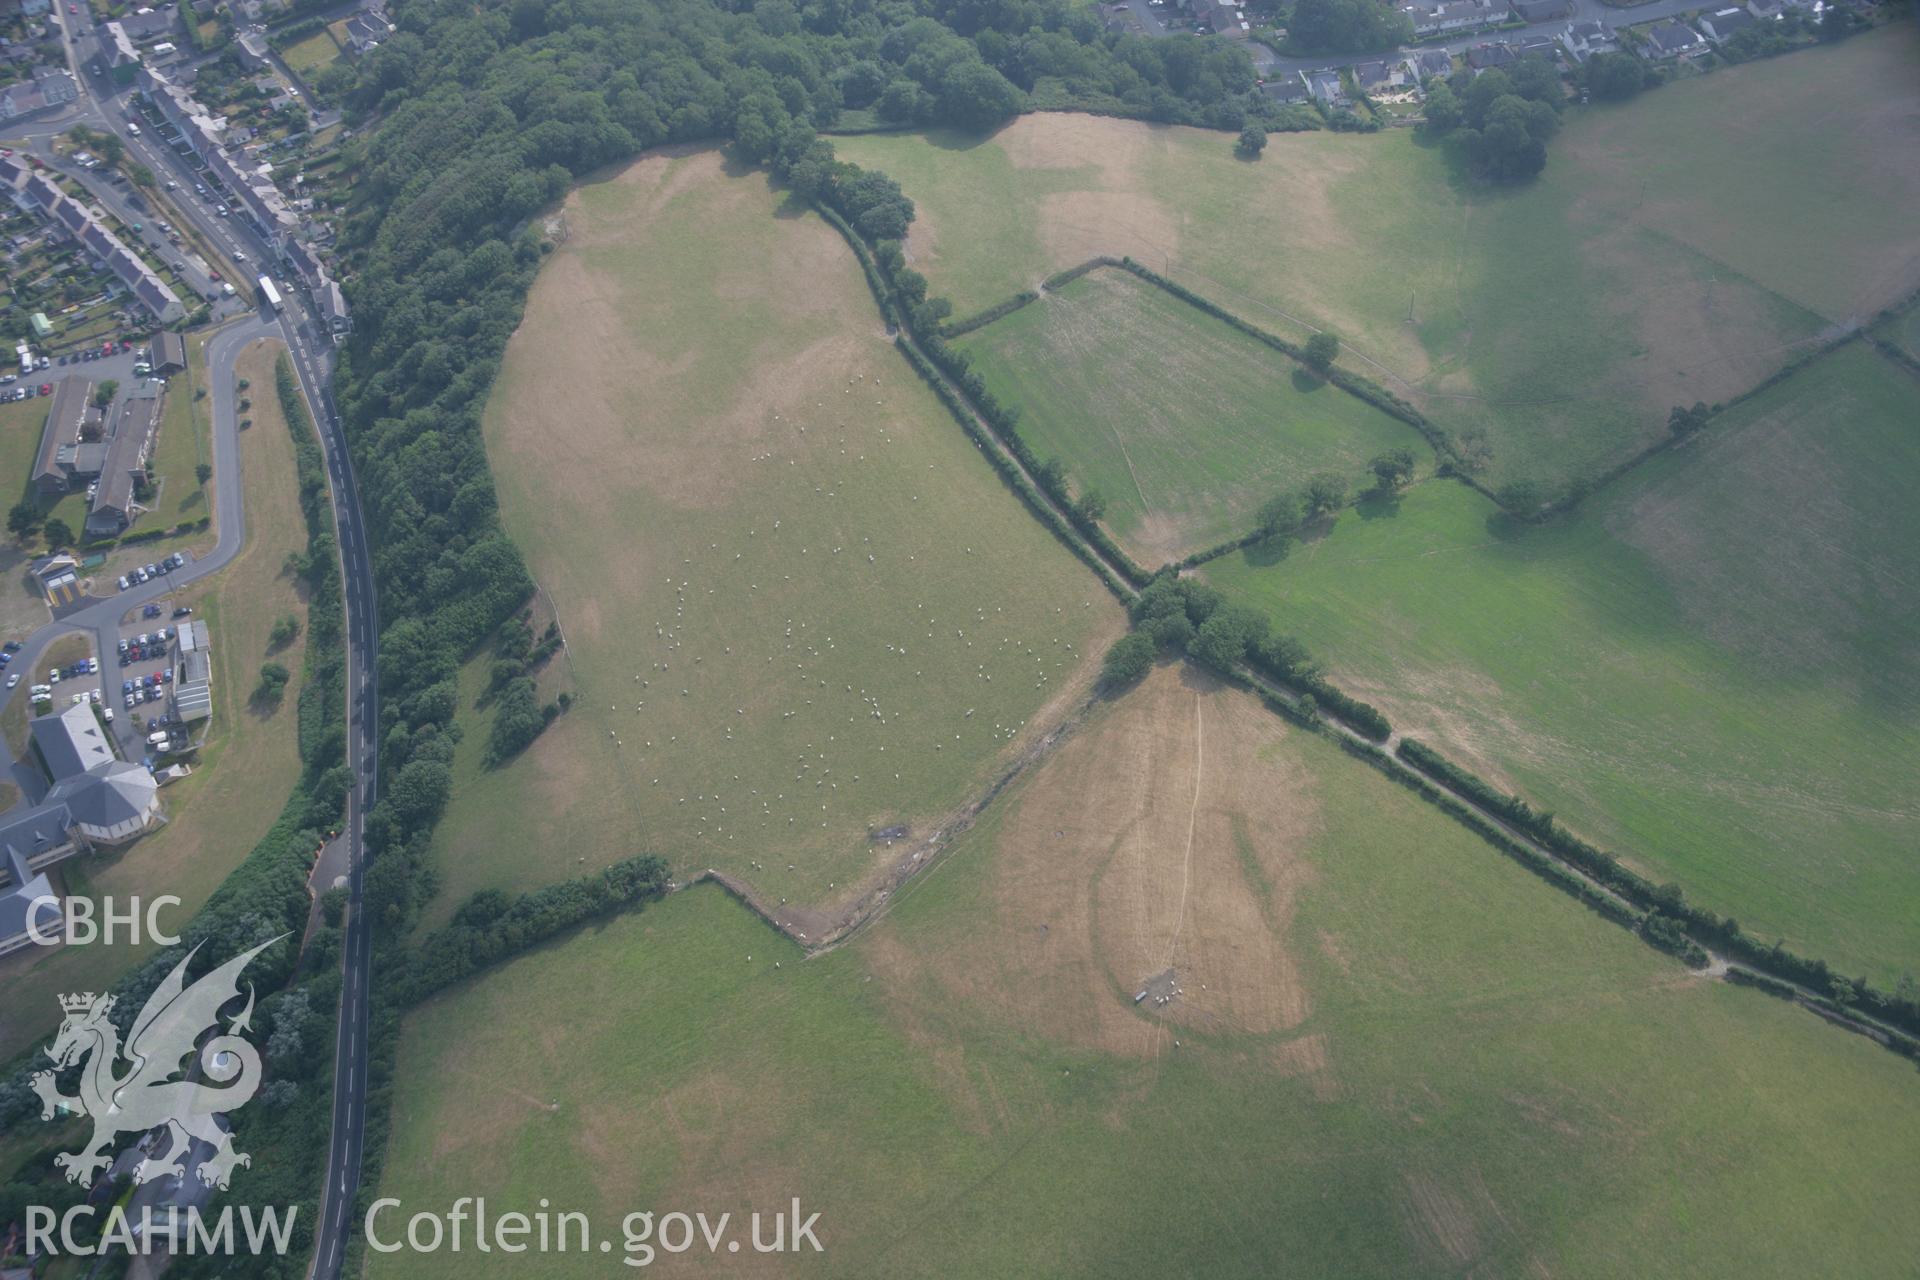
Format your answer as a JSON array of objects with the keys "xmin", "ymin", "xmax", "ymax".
[
  {"xmin": 125, "ymin": 693, "xmax": 136, "ymax": 709},
  {"xmin": 48, "ymin": 668, "xmax": 60, "ymax": 684},
  {"xmin": 4, "ymin": 674, "xmax": 17, "ymax": 689},
  {"xmin": 117, "ymin": 575, "xmax": 129, "ymax": 591},
  {"xmin": 172, "ymin": 607, "xmax": 192, "ymax": 618}
]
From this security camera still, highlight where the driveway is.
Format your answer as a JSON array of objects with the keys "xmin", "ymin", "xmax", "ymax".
[{"xmin": 0, "ymin": 313, "xmax": 273, "ymax": 761}]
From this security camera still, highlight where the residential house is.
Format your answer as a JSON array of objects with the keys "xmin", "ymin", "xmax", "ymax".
[
  {"xmin": 1193, "ymin": 0, "xmax": 1251, "ymax": 35},
  {"xmin": 1404, "ymin": 0, "xmax": 1503, "ymax": 36},
  {"xmin": 149, "ymin": 330, "xmax": 187, "ymax": 376},
  {"xmin": 318, "ymin": 278, "xmax": 350, "ymax": 334},
  {"xmin": 1643, "ymin": 19, "xmax": 1707, "ymax": 57},
  {"xmin": 0, "ymin": 155, "xmax": 185, "ymax": 322},
  {"xmin": 1514, "ymin": 33, "xmax": 1561, "ymax": 58},
  {"xmin": 1465, "ymin": 39, "xmax": 1518, "ymax": 69},
  {"xmin": 1303, "ymin": 68, "xmax": 1347, "ymax": 107},
  {"xmin": 1698, "ymin": 6, "xmax": 1757, "ymax": 39},
  {"xmin": 103, "ymin": 20, "xmax": 141, "ymax": 84},
  {"xmin": 1508, "ymin": 0, "xmax": 1569, "ymax": 18},
  {"xmin": 1406, "ymin": 47, "xmax": 1454, "ymax": 80},
  {"xmin": 343, "ymin": 6, "xmax": 392, "ymax": 52},
  {"xmin": 234, "ymin": 27, "xmax": 270, "ymax": 69},
  {"xmin": 85, "ymin": 380, "xmax": 163, "ymax": 538},
  {"xmin": 31, "ymin": 377, "xmax": 101, "ymax": 496},
  {"xmin": 35, "ymin": 67, "xmax": 77, "ymax": 105},
  {"xmin": 119, "ymin": 4, "xmax": 177, "ymax": 37},
  {"xmin": 1353, "ymin": 58, "xmax": 1408, "ymax": 92},
  {"xmin": 1262, "ymin": 74, "xmax": 1311, "ymax": 104},
  {"xmin": 1561, "ymin": 18, "xmax": 1618, "ymax": 58}
]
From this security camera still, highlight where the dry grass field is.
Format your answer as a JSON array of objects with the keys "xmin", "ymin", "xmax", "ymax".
[
  {"xmin": 457, "ymin": 149, "xmax": 1123, "ymax": 927},
  {"xmin": 0, "ymin": 340, "xmax": 311, "ymax": 1061},
  {"xmin": 839, "ymin": 26, "xmax": 1920, "ymax": 489},
  {"xmin": 374, "ymin": 665, "xmax": 1920, "ymax": 1278}
]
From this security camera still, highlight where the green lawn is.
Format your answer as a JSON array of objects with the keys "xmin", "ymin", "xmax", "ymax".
[
  {"xmin": 453, "ymin": 149, "xmax": 1124, "ymax": 925},
  {"xmin": 1207, "ymin": 341, "xmax": 1920, "ymax": 983},
  {"xmin": 373, "ymin": 686, "xmax": 1920, "ymax": 1278},
  {"xmin": 279, "ymin": 29, "xmax": 343, "ymax": 80},
  {"xmin": 839, "ymin": 26, "xmax": 1920, "ymax": 492},
  {"xmin": 956, "ymin": 267, "xmax": 1428, "ymax": 564}
]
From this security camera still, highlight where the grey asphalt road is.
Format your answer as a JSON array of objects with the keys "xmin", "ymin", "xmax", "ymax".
[
  {"xmin": 20, "ymin": 11, "xmax": 383, "ymax": 1274},
  {"xmin": 1210, "ymin": 0, "xmax": 1711, "ymax": 77},
  {"xmin": 1, "ymin": 315, "xmax": 271, "ymax": 769}
]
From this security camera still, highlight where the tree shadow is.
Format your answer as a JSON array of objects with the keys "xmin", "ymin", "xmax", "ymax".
[
  {"xmin": 1483, "ymin": 509, "xmax": 1532, "ymax": 541},
  {"xmin": 1290, "ymin": 367, "xmax": 1327, "ymax": 394},
  {"xmin": 1237, "ymin": 535, "xmax": 1292, "ymax": 569},
  {"xmin": 1355, "ymin": 488, "xmax": 1401, "ymax": 520}
]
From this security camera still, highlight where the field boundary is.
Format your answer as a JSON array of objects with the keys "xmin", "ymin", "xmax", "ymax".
[{"xmin": 828, "ymin": 204, "xmax": 1920, "ymax": 1070}]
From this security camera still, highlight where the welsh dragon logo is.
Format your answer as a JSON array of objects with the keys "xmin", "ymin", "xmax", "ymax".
[{"xmin": 31, "ymin": 936, "xmax": 283, "ymax": 1190}]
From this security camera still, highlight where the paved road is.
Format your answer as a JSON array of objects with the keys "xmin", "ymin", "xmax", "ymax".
[
  {"xmin": 2, "ymin": 314, "xmax": 272, "ymax": 781},
  {"xmin": 1182, "ymin": 0, "xmax": 1714, "ymax": 78},
  {"xmin": 31, "ymin": 8, "xmax": 384, "ymax": 1274}
]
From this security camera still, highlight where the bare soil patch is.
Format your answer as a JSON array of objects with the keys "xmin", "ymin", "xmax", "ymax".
[{"xmin": 877, "ymin": 664, "xmax": 1321, "ymax": 1057}]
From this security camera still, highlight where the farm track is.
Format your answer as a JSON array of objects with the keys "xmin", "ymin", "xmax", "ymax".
[{"xmin": 864, "ymin": 252, "xmax": 1920, "ymax": 1064}]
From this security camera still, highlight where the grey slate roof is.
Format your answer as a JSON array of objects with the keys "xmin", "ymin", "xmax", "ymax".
[
  {"xmin": 47, "ymin": 761, "xmax": 157, "ymax": 829},
  {"xmin": 31, "ymin": 702, "xmax": 114, "ymax": 781}
]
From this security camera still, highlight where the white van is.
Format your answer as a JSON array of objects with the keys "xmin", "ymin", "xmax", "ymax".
[{"xmin": 146, "ymin": 730, "xmax": 169, "ymax": 747}]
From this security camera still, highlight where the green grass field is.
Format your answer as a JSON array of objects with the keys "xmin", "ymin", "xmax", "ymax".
[
  {"xmin": 373, "ymin": 678, "xmax": 1920, "ymax": 1278},
  {"xmin": 839, "ymin": 26, "xmax": 1920, "ymax": 492},
  {"xmin": 453, "ymin": 149, "xmax": 1123, "ymax": 927},
  {"xmin": 956, "ymin": 268, "xmax": 1428, "ymax": 563},
  {"xmin": 1207, "ymin": 341, "xmax": 1920, "ymax": 983},
  {"xmin": 279, "ymin": 29, "xmax": 343, "ymax": 80}
]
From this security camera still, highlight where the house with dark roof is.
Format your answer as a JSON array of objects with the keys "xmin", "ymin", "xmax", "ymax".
[
  {"xmin": 1262, "ymin": 74, "xmax": 1310, "ymax": 104},
  {"xmin": 344, "ymin": 6, "xmax": 392, "ymax": 52},
  {"xmin": 1644, "ymin": 19, "xmax": 1707, "ymax": 57},
  {"xmin": 1405, "ymin": 0, "xmax": 1502, "ymax": 35},
  {"xmin": 31, "ymin": 377, "xmax": 101, "ymax": 495},
  {"xmin": 319, "ymin": 279, "xmax": 350, "ymax": 335},
  {"xmin": 1465, "ymin": 39, "xmax": 1519, "ymax": 69},
  {"xmin": 1353, "ymin": 58, "xmax": 1408, "ymax": 92},
  {"xmin": 149, "ymin": 330, "xmax": 187, "ymax": 376},
  {"xmin": 1508, "ymin": 0, "xmax": 1569, "ymax": 18},
  {"xmin": 25, "ymin": 703, "xmax": 161, "ymax": 845},
  {"xmin": 1303, "ymin": 68, "xmax": 1347, "ymax": 107},
  {"xmin": 1406, "ymin": 48, "xmax": 1455, "ymax": 81},
  {"xmin": 85, "ymin": 380, "xmax": 164, "ymax": 538},
  {"xmin": 1561, "ymin": 18, "xmax": 1618, "ymax": 58},
  {"xmin": 0, "ymin": 842, "xmax": 62, "ymax": 954},
  {"xmin": 1698, "ymin": 6, "xmax": 1756, "ymax": 39}
]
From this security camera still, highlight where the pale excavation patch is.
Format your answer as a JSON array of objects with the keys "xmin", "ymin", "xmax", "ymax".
[{"xmin": 882, "ymin": 665, "xmax": 1320, "ymax": 1057}]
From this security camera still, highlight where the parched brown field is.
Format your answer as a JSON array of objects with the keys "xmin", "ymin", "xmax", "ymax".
[
  {"xmin": 376, "ymin": 660, "xmax": 1920, "ymax": 1278},
  {"xmin": 458, "ymin": 148, "xmax": 1123, "ymax": 927},
  {"xmin": 0, "ymin": 341, "xmax": 310, "ymax": 1060},
  {"xmin": 870, "ymin": 663, "xmax": 1316, "ymax": 1057}
]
